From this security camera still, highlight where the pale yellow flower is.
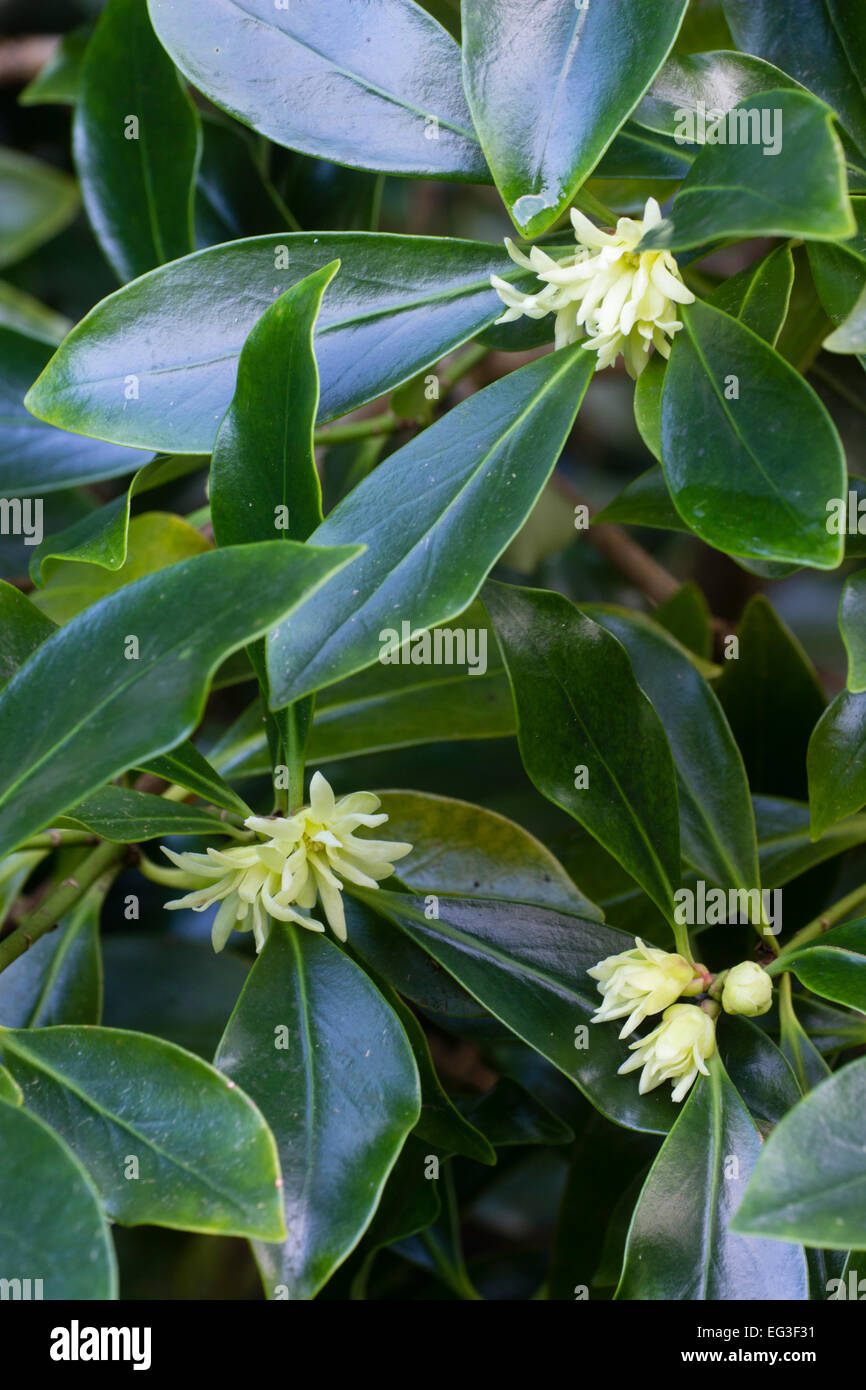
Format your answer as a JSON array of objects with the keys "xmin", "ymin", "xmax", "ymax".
[
  {"xmin": 490, "ymin": 196, "xmax": 695, "ymax": 378},
  {"xmin": 588, "ymin": 937, "xmax": 700, "ymax": 1038},
  {"xmin": 618, "ymin": 1002, "xmax": 716, "ymax": 1103},
  {"xmin": 722, "ymin": 960, "xmax": 773, "ymax": 1018},
  {"xmin": 161, "ymin": 772, "xmax": 412, "ymax": 951}
]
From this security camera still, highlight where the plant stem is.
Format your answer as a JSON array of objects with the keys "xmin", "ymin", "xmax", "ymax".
[
  {"xmin": 0, "ymin": 839, "xmax": 124, "ymax": 975},
  {"xmin": 16, "ymin": 829, "xmax": 96, "ymax": 850},
  {"xmin": 779, "ymin": 881, "xmax": 866, "ymax": 957},
  {"xmin": 314, "ymin": 413, "xmax": 400, "ymax": 446}
]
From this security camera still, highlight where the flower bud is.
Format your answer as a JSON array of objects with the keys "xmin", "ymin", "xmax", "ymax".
[
  {"xmin": 721, "ymin": 960, "xmax": 773, "ymax": 1017},
  {"xmin": 618, "ymin": 1002, "xmax": 716, "ymax": 1103},
  {"xmin": 588, "ymin": 937, "xmax": 699, "ymax": 1038}
]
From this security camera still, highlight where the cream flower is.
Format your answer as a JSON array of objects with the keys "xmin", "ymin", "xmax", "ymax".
[
  {"xmin": 618, "ymin": 1002, "xmax": 717, "ymax": 1103},
  {"xmin": 722, "ymin": 960, "xmax": 773, "ymax": 1018},
  {"xmin": 588, "ymin": 937, "xmax": 700, "ymax": 1038},
  {"xmin": 161, "ymin": 771, "xmax": 412, "ymax": 952},
  {"xmin": 490, "ymin": 197, "xmax": 695, "ymax": 378}
]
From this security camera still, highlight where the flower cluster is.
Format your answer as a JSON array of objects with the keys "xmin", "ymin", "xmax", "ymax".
[
  {"xmin": 588, "ymin": 938, "xmax": 712, "ymax": 1102},
  {"xmin": 490, "ymin": 196, "xmax": 695, "ymax": 378},
  {"xmin": 160, "ymin": 771, "xmax": 412, "ymax": 952}
]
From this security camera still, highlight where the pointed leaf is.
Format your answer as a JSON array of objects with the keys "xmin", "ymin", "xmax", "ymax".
[
  {"xmin": 0, "ymin": 888, "xmax": 103, "ymax": 1028},
  {"xmin": 773, "ymin": 918, "xmax": 866, "ymax": 1013},
  {"xmin": 267, "ymin": 346, "xmax": 594, "ymax": 706},
  {"xmin": 0, "ymin": 145, "xmax": 79, "ymax": 268},
  {"xmin": 215, "ymin": 923, "xmax": 420, "ymax": 1300}
]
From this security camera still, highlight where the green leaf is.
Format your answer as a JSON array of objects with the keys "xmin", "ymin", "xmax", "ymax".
[
  {"xmin": 31, "ymin": 512, "xmax": 211, "ymax": 625},
  {"xmin": 29, "ymin": 455, "xmax": 206, "ymax": 586},
  {"xmin": 732, "ymin": 1057, "xmax": 866, "ymax": 1249},
  {"xmin": 461, "ymin": 0, "xmax": 689, "ymax": 238},
  {"xmin": 212, "ymin": 262, "xmax": 338, "ymax": 547},
  {"xmin": 807, "ymin": 197, "xmax": 866, "ymax": 361},
  {"xmin": 722, "ymin": 0, "xmax": 866, "ymax": 157},
  {"xmin": 594, "ymin": 465, "xmax": 684, "ymax": 529},
  {"xmin": 755, "ymin": 793, "xmax": 866, "ymax": 886},
  {"xmin": 138, "ymin": 740, "xmax": 252, "ymax": 817},
  {"xmin": 0, "ymin": 280, "xmax": 72, "ymax": 344},
  {"xmin": 652, "ymin": 582, "xmax": 712, "ymax": 659},
  {"xmin": 0, "ymin": 887, "xmax": 103, "ymax": 1028},
  {"xmin": 640, "ymin": 91, "xmax": 855, "ymax": 252},
  {"xmin": 0, "ymin": 1063, "xmax": 21, "ymax": 1104},
  {"xmin": 824, "ymin": 282, "xmax": 866, "ymax": 353},
  {"xmin": 18, "ymin": 25, "xmax": 89, "ymax": 107},
  {"xmin": 377, "ymin": 790, "xmax": 600, "ymax": 918},
  {"xmin": 616, "ymin": 1057, "xmax": 809, "ymax": 1297},
  {"xmin": 0, "ymin": 582, "xmax": 55, "ymax": 692},
  {"xmin": 484, "ymin": 582, "xmax": 680, "ymax": 921},
  {"xmin": 0, "ymin": 1024, "xmax": 286, "ymax": 1240},
  {"xmin": 195, "ymin": 112, "xmax": 294, "ymax": 246},
  {"xmin": 707, "ymin": 243, "xmax": 795, "ymax": 347},
  {"xmin": 717, "ymin": 1017, "xmax": 801, "ymax": 1135},
  {"xmin": 840, "ymin": 568, "xmax": 866, "ymax": 691},
  {"xmin": 633, "ymin": 49, "xmax": 805, "ymax": 140},
  {"xmin": 267, "ymin": 346, "xmax": 594, "ymax": 707},
  {"xmin": 774, "ymin": 919, "xmax": 866, "ymax": 1013},
  {"xmin": 0, "ymin": 145, "xmax": 79, "ymax": 267},
  {"xmin": 215, "ymin": 923, "xmax": 420, "ymax": 1300},
  {"xmin": 587, "ymin": 606, "xmax": 758, "ymax": 892},
  {"xmin": 25, "ymin": 234, "xmax": 528, "ymax": 453},
  {"xmin": 149, "ymin": 0, "xmax": 487, "ymax": 183},
  {"xmin": 74, "ymin": 0, "xmax": 201, "ymax": 283},
  {"xmin": 716, "ymin": 597, "xmax": 826, "ymax": 801},
  {"xmin": 0, "ymin": 1098, "xmax": 117, "ymax": 1299},
  {"xmin": 781, "ymin": 998, "xmax": 831, "ymax": 1094},
  {"xmin": 0, "ymin": 326, "xmax": 144, "ymax": 496},
  {"xmin": 56, "ymin": 785, "xmax": 247, "ymax": 842},
  {"xmin": 0, "ymin": 539, "xmax": 360, "ymax": 861},
  {"xmin": 660, "ymin": 301, "xmax": 846, "ymax": 568},
  {"xmin": 359, "ymin": 888, "xmax": 681, "ymax": 1134},
  {"xmin": 808, "ymin": 689, "xmax": 866, "ymax": 836}
]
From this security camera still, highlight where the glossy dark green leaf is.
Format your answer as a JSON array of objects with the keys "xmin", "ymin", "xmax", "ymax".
[
  {"xmin": 593, "ymin": 465, "xmax": 685, "ymax": 530},
  {"xmin": 660, "ymin": 301, "xmax": 846, "ymax": 568},
  {"xmin": 18, "ymin": 25, "xmax": 90, "ymax": 107},
  {"xmin": 717, "ymin": 1017, "xmax": 801, "ymax": 1135},
  {"xmin": 378, "ymin": 790, "xmax": 599, "ymax": 917},
  {"xmin": 755, "ymin": 793, "xmax": 866, "ymax": 886},
  {"xmin": 617, "ymin": 1057, "xmax": 809, "ymax": 1298},
  {"xmin": 0, "ymin": 326, "xmax": 143, "ymax": 496},
  {"xmin": 74, "ymin": 0, "xmax": 201, "ymax": 283},
  {"xmin": 212, "ymin": 263, "xmax": 337, "ymax": 547},
  {"xmin": 0, "ymin": 146, "xmax": 79, "ymax": 267},
  {"xmin": 653, "ymin": 582, "xmax": 712, "ymax": 659},
  {"xmin": 634, "ymin": 49, "xmax": 804, "ymax": 140},
  {"xmin": 774, "ymin": 919, "xmax": 866, "ymax": 1013},
  {"xmin": 716, "ymin": 597, "xmax": 826, "ymax": 801},
  {"xmin": 138, "ymin": 740, "xmax": 252, "ymax": 817},
  {"xmin": 461, "ymin": 1077, "xmax": 573, "ymax": 1148},
  {"xmin": 707, "ymin": 243, "xmax": 795, "ymax": 347},
  {"xmin": 640, "ymin": 91, "xmax": 854, "ymax": 252},
  {"xmin": 350, "ymin": 1136, "xmax": 441, "ymax": 1288},
  {"xmin": 29, "ymin": 455, "xmax": 205, "ymax": 586},
  {"xmin": 589, "ymin": 123, "xmax": 692, "ymax": 181},
  {"xmin": 0, "ymin": 1098, "xmax": 117, "ymax": 1299},
  {"xmin": 808, "ymin": 689, "xmax": 866, "ymax": 836},
  {"xmin": 824, "ymin": 283, "xmax": 866, "ymax": 353},
  {"xmin": 461, "ymin": 0, "xmax": 689, "ymax": 238},
  {"xmin": 733, "ymin": 1057, "xmax": 866, "ymax": 1248},
  {"xmin": 150, "ymin": 0, "xmax": 487, "ymax": 182},
  {"xmin": 0, "ymin": 887, "xmax": 102, "ymax": 1028},
  {"xmin": 267, "ymin": 346, "xmax": 594, "ymax": 707},
  {"xmin": 781, "ymin": 998, "xmax": 831, "ymax": 1094},
  {"xmin": 807, "ymin": 197, "xmax": 866, "ymax": 361},
  {"xmin": 786, "ymin": 992, "xmax": 866, "ymax": 1056},
  {"xmin": 587, "ymin": 606, "xmax": 758, "ymax": 892},
  {"xmin": 0, "ymin": 1024, "xmax": 285, "ymax": 1239},
  {"xmin": 485, "ymin": 582, "xmax": 680, "ymax": 919},
  {"xmin": 722, "ymin": 0, "xmax": 866, "ymax": 156},
  {"xmin": 0, "ymin": 539, "xmax": 360, "ymax": 861},
  {"xmin": 56, "ymin": 785, "xmax": 245, "ymax": 842},
  {"xmin": 359, "ymin": 888, "xmax": 681, "ymax": 1134},
  {"xmin": 25, "ymin": 234, "xmax": 529, "ymax": 453},
  {"xmin": 0, "ymin": 582, "xmax": 55, "ymax": 692},
  {"xmin": 215, "ymin": 923, "xmax": 420, "ymax": 1299},
  {"xmin": 840, "ymin": 569, "xmax": 866, "ymax": 691}
]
